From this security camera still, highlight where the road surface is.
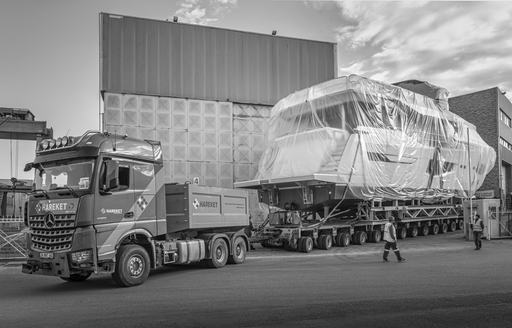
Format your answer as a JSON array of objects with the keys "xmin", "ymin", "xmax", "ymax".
[{"xmin": 1, "ymin": 232, "xmax": 512, "ymax": 328}]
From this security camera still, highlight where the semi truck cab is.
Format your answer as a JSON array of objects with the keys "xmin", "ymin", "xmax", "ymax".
[{"xmin": 22, "ymin": 131, "xmax": 249, "ymax": 286}]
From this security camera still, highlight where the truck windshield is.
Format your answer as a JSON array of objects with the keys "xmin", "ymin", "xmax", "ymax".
[{"xmin": 34, "ymin": 159, "xmax": 95, "ymax": 192}]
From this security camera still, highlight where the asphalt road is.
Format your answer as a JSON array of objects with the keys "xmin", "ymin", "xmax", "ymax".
[{"xmin": 2, "ymin": 233, "xmax": 512, "ymax": 328}]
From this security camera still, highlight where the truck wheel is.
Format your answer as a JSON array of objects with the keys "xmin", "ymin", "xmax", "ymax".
[
  {"xmin": 440, "ymin": 222, "xmax": 448, "ymax": 234},
  {"xmin": 60, "ymin": 272, "xmax": 92, "ymax": 282},
  {"xmin": 419, "ymin": 225, "xmax": 429, "ymax": 236},
  {"xmin": 398, "ymin": 227, "xmax": 407, "ymax": 240},
  {"xmin": 112, "ymin": 244, "xmax": 150, "ymax": 287},
  {"xmin": 299, "ymin": 236, "xmax": 313, "ymax": 253},
  {"xmin": 318, "ymin": 235, "xmax": 333, "ymax": 250},
  {"xmin": 353, "ymin": 231, "xmax": 367, "ymax": 245},
  {"xmin": 228, "ymin": 237, "xmax": 246, "ymax": 264},
  {"xmin": 430, "ymin": 224, "xmax": 439, "ymax": 235},
  {"xmin": 208, "ymin": 238, "xmax": 229, "ymax": 268},
  {"xmin": 449, "ymin": 221, "xmax": 457, "ymax": 232},
  {"xmin": 370, "ymin": 230, "xmax": 382, "ymax": 243},
  {"xmin": 408, "ymin": 226, "xmax": 418, "ymax": 238}
]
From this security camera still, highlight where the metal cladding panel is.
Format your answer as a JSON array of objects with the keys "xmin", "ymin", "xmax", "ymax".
[{"xmin": 101, "ymin": 13, "xmax": 336, "ymax": 105}]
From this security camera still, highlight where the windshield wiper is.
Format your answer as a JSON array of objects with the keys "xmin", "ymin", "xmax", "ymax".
[
  {"xmin": 31, "ymin": 189, "xmax": 49, "ymax": 199},
  {"xmin": 53, "ymin": 186, "xmax": 79, "ymax": 197}
]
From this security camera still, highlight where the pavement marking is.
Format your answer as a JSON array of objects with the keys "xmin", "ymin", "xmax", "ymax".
[{"xmin": 248, "ymin": 245, "xmax": 469, "ymax": 260}]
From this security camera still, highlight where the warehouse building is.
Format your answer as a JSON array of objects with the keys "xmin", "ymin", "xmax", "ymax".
[
  {"xmin": 99, "ymin": 13, "xmax": 336, "ymax": 187},
  {"xmin": 449, "ymin": 88, "xmax": 512, "ymax": 208}
]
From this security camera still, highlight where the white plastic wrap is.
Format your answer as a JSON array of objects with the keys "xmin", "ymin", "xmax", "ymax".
[{"xmin": 254, "ymin": 75, "xmax": 496, "ymax": 200}]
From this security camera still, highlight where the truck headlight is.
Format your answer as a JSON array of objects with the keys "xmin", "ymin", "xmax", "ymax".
[{"xmin": 71, "ymin": 249, "xmax": 92, "ymax": 263}]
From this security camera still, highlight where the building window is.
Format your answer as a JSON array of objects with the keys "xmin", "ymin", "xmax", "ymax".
[
  {"xmin": 500, "ymin": 137, "xmax": 512, "ymax": 151},
  {"xmin": 500, "ymin": 109, "xmax": 511, "ymax": 127}
]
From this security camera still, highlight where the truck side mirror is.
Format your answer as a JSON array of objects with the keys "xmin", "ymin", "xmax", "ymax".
[
  {"xmin": 103, "ymin": 160, "xmax": 119, "ymax": 192},
  {"xmin": 24, "ymin": 162, "xmax": 33, "ymax": 172}
]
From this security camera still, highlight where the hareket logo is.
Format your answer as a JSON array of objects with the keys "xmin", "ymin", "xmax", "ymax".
[{"xmin": 193, "ymin": 198, "xmax": 200, "ymax": 209}]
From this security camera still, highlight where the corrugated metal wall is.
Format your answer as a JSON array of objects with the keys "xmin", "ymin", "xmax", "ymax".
[
  {"xmin": 103, "ymin": 92, "xmax": 272, "ymax": 187},
  {"xmin": 100, "ymin": 13, "xmax": 336, "ymax": 105}
]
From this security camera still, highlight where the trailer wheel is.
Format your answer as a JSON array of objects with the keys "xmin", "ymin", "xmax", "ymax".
[
  {"xmin": 335, "ymin": 233, "xmax": 351, "ymax": 247},
  {"xmin": 208, "ymin": 238, "xmax": 229, "ymax": 268},
  {"xmin": 398, "ymin": 227, "xmax": 407, "ymax": 240},
  {"xmin": 449, "ymin": 221, "xmax": 457, "ymax": 232},
  {"xmin": 299, "ymin": 237, "xmax": 313, "ymax": 253},
  {"xmin": 457, "ymin": 220, "xmax": 464, "ymax": 230},
  {"xmin": 419, "ymin": 225, "xmax": 429, "ymax": 236},
  {"xmin": 60, "ymin": 272, "xmax": 92, "ymax": 282},
  {"xmin": 408, "ymin": 226, "xmax": 418, "ymax": 238},
  {"xmin": 353, "ymin": 231, "xmax": 367, "ymax": 245},
  {"xmin": 430, "ymin": 223, "xmax": 439, "ymax": 235},
  {"xmin": 318, "ymin": 235, "xmax": 333, "ymax": 250},
  {"xmin": 370, "ymin": 230, "xmax": 382, "ymax": 243},
  {"xmin": 440, "ymin": 222, "xmax": 448, "ymax": 234},
  {"xmin": 228, "ymin": 237, "xmax": 246, "ymax": 265},
  {"xmin": 112, "ymin": 244, "xmax": 150, "ymax": 287}
]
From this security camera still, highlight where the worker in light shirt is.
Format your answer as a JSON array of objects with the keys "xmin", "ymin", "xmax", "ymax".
[{"xmin": 383, "ymin": 216, "xmax": 406, "ymax": 262}]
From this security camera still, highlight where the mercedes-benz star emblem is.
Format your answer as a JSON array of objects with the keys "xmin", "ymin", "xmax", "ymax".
[{"xmin": 44, "ymin": 212, "xmax": 56, "ymax": 228}]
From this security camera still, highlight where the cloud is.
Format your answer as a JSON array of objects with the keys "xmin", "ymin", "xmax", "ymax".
[
  {"xmin": 332, "ymin": 1, "xmax": 512, "ymax": 101},
  {"xmin": 173, "ymin": 0, "xmax": 238, "ymax": 25}
]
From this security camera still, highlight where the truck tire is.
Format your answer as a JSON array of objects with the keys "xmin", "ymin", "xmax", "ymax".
[
  {"xmin": 449, "ymin": 221, "xmax": 457, "ymax": 232},
  {"xmin": 60, "ymin": 272, "xmax": 92, "ymax": 282},
  {"xmin": 440, "ymin": 222, "xmax": 448, "ymax": 234},
  {"xmin": 430, "ymin": 223, "xmax": 439, "ymax": 235},
  {"xmin": 419, "ymin": 225, "xmax": 429, "ymax": 236},
  {"xmin": 207, "ymin": 238, "xmax": 229, "ymax": 268},
  {"xmin": 408, "ymin": 226, "xmax": 418, "ymax": 238},
  {"xmin": 370, "ymin": 230, "xmax": 382, "ymax": 243},
  {"xmin": 398, "ymin": 227, "xmax": 407, "ymax": 240},
  {"xmin": 318, "ymin": 235, "xmax": 333, "ymax": 250},
  {"xmin": 299, "ymin": 236, "xmax": 313, "ymax": 253},
  {"xmin": 228, "ymin": 237, "xmax": 246, "ymax": 264},
  {"xmin": 353, "ymin": 231, "xmax": 367, "ymax": 245},
  {"xmin": 112, "ymin": 244, "xmax": 150, "ymax": 287}
]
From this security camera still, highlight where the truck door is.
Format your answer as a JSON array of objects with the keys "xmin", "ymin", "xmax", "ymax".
[
  {"xmin": 95, "ymin": 159, "xmax": 134, "ymax": 262},
  {"xmin": 133, "ymin": 162, "xmax": 157, "ymax": 236}
]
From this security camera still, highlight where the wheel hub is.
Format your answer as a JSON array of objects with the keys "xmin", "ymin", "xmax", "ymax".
[{"xmin": 128, "ymin": 255, "xmax": 144, "ymax": 277}]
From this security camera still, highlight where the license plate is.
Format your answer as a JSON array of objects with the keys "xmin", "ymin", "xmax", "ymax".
[{"xmin": 40, "ymin": 252, "xmax": 54, "ymax": 259}]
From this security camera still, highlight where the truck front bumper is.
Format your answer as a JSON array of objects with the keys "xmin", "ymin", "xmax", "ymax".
[{"xmin": 22, "ymin": 252, "xmax": 73, "ymax": 277}]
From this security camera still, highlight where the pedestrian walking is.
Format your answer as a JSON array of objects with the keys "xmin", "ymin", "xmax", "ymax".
[
  {"xmin": 470, "ymin": 214, "xmax": 484, "ymax": 250},
  {"xmin": 383, "ymin": 216, "xmax": 406, "ymax": 262}
]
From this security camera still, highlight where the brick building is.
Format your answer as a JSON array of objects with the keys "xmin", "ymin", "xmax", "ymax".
[{"xmin": 449, "ymin": 88, "xmax": 512, "ymax": 208}]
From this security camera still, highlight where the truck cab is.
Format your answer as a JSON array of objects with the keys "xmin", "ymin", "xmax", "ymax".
[{"xmin": 22, "ymin": 131, "xmax": 249, "ymax": 286}]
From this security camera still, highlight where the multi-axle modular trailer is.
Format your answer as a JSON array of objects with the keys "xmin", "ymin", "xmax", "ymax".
[{"xmin": 258, "ymin": 199, "xmax": 464, "ymax": 252}]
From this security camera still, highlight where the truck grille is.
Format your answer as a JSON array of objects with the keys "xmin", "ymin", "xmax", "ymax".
[{"xmin": 29, "ymin": 214, "xmax": 75, "ymax": 252}]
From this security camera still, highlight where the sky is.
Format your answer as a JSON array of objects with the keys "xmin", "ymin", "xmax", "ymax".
[{"xmin": 1, "ymin": 0, "xmax": 512, "ymax": 179}]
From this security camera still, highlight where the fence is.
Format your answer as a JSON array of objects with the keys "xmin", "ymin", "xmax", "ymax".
[
  {"xmin": 489, "ymin": 210, "xmax": 512, "ymax": 239},
  {"xmin": 0, "ymin": 217, "xmax": 27, "ymax": 261}
]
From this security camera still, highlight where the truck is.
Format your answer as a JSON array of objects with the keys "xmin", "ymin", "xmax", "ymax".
[
  {"xmin": 235, "ymin": 75, "xmax": 496, "ymax": 252},
  {"xmin": 22, "ymin": 131, "xmax": 250, "ymax": 287}
]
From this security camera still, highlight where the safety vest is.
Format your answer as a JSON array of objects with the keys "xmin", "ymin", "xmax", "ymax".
[
  {"xmin": 383, "ymin": 222, "xmax": 395, "ymax": 242},
  {"xmin": 473, "ymin": 218, "xmax": 484, "ymax": 232}
]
